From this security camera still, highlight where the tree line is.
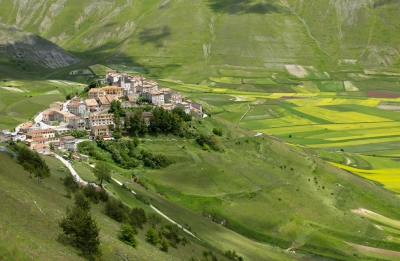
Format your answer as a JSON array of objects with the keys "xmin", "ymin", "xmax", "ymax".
[{"xmin": 9, "ymin": 141, "xmax": 51, "ymax": 182}]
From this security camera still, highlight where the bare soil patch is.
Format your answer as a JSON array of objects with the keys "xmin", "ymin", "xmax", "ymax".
[
  {"xmin": 345, "ymin": 241, "xmax": 400, "ymax": 258},
  {"xmin": 367, "ymin": 91, "xmax": 400, "ymax": 98},
  {"xmin": 280, "ymin": 96, "xmax": 308, "ymax": 100}
]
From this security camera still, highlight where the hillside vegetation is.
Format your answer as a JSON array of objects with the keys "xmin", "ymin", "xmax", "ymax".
[{"xmin": 0, "ymin": 0, "xmax": 399, "ymax": 81}]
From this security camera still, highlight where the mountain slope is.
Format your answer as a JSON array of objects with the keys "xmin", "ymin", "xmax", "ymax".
[
  {"xmin": 0, "ymin": 24, "xmax": 79, "ymax": 70},
  {"xmin": 0, "ymin": 0, "xmax": 399, "ymax": 81}
]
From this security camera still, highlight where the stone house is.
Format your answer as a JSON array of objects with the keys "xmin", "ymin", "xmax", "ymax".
[
  {"xmin": 98, "ymin": 97, "xmax": 110, "ymax": 110},
  {"xmin": 67, "ymin": 101, "xmax": 86, "ymax": 116},
  {"xmin": 146, "ymin": 91, "xmax": 165, "ymax": 106},
  {"xmin": 27, "ymin": 129, "xmax": 55, "ymax": 139},
  {"xmin": 19, "ymin": 121, "xmax": 34, "ymax": 133},
  {"xmin": 33, "ymin": 144, "xmax": 51, "ymax": 154},
  {"xmin": 176, "ymin": 102, "xmax": 191, "ymax": 114},
  {"xmin": 89, "ymin": 114, "xmax": 114, "ymax": 128},
  {"xmin": 68, "ymin": 116, "xmax": 86, "ymax": 130},
  {"xmin": 190, "ymin": 102, "xmax": 203, "ymax": 117},
  {"xmin": 88, "ymin": 88, "xmax": 106, "ymax": 99},
  {"xmin": 102, "ymin": 86, "xmax": 123, "ymax": 97},
  {"xmin": 138, "ymin": 80, "xmax": 158, "ymax": 95},
  {"xmin": 85, "ymin": 99, "xmax": 99, "ymax": 112},
  {"xmin": 61, "ymin": 135, "xmax": 77, "ymax": 152},
  {"xmin": 91, "ymin": 125, "xmax": 110, "ymax": 137}
]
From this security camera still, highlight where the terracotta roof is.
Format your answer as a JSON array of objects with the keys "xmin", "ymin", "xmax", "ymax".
[
  {"xmin": 89, "ymin": 114, "xmax": 113, "ymax": 120},
  {"xmin": 33, "ymin": 137, "xmax": 48, "ymax": 141},
  {"xmin": 62, "ymin": 135, "xmax": 75, "ymax": 140},
  {"xmin": 85, "ymin": 99, "xmax": 98, "ymax": 106},
  {"xmin": 42, "ymin": 110, "xmax": 54, "ymax": 115},
  {"xmin": 126, "ymin": 95, "xmax": 135, "ymax": 102},
  {"xmin": 67, "ymin": 102, "xmax": 81, "ymax": 107},
  {"xmin": 89, "ymin": 88, "xmax": 104, "ymax": 93},
  {"xmin": 102, "ymin": 86, "xmax": 123, "ymax": 90},
  {"xmin": 98, "ymin": 97, "xmax": 110, "ymax": 105},
  {"xmin": 106, "ymin": 95, "xmax": 118, "ymax": 103},
  {"xmin": 33, "ymin": 144, "xmax": 49, "ymax": 150},
  {"xmin": 29, "ymin": 128, "xmax": 54, "ymax": 134},
  {"xmin": 148, "ymin": 91, "xmax": 163, "ymax": 95},
  {"xmin": 92, "ymin": 125, "xmax": 109, "ymax": 130}
]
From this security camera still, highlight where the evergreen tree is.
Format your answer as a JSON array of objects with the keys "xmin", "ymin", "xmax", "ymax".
[
  {"xmin": 118, "ymin": 223, "xmax": 138, "ymax": 247},
  {"xmin": 145, "ymin": 228, "xmax": 160, "ymax": 245},
  {"xmin": 59, "ymin": 194, "xmax": 101, "ymax": 260}
]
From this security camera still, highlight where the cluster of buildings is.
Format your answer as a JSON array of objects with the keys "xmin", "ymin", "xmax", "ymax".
[{"xmin": 1, "ymin": 71, "xmax": 205, "ymax": 155}]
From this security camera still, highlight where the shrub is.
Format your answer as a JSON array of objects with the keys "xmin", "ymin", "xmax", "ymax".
[
  {"xmin": 118, "ymin": 223, "xmax": 138, "ymax": 247},
  {"xmin": 145, "ymin": 228, "xmax": 160, "ymax": 245},
  {"xmin": 212, "ymin": 128, "xmax": 223, "ymax": 136}
]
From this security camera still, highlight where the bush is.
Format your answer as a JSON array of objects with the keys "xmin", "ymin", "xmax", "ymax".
[
  {"xmin": 104, "ymin": 199, "xmax": 129, "ymax": 222},
  {"xmin": 212, "ymin": 128, "xmax": 223, "ymax": 136},
  {"xmin": 118, "ymin": 223, "xmax": 138, "ymax": 247},
  {"xmin": 145, "ymin": 228, "xmax": 160, "ymax": 245},
  {"xmin": 160, "ymin": 239, "xmax": 169, "ymax": 252}
]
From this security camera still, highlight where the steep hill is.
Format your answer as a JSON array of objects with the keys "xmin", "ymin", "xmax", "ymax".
[
  {"xmin": 0, "ymin": 150, "xmax": 296, "ymax": 261},
  {"xmin": 0, "ymin": 24, "xmax": 79, "ymax": 71},
  {"xmin": 0, "ymin": 0, "xmax": 399, "ymax": 81}
]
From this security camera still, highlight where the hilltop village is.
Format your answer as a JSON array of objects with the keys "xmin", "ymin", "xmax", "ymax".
[{"xmin": 2, "ymin": 70, "xmax": 203, "ymax": 155}]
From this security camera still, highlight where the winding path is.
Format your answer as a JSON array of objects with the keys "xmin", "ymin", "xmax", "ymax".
[
  {"xmin": 238, "ymin": 103, "xmax": 251, "ymax": 123},
  {"xmin": 54, "ymin": 155, "xmax": 86, "ymax": 184}
]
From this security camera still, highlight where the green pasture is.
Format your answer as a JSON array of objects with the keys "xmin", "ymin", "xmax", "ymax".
[
  {"xmin": 0, "ymin": 79, "xmax": 85, "ymax": 129},
  {"xmin": 88, "ymin": 64, "xmax": 112, "ymax": 76},
  {"xmin": 131, "ymin": 132, "xmax": 400, "ymax": 259},
  {"xmin": 317, "ymin": 81, "xmax": 344, "ymax": 92}
]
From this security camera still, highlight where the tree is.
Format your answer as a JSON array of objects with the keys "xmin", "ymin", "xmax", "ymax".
[
  {"xmin": 160, "ymin": 239, "xmax": 169, "ymax": 252},
  {"xmin": 17, "ymin": 145, "xmax": 50, "ymax": 182},
  {"xmin": 92, "ymin": 162, "xmax": 111, "ymax": 185},
  {"xmin": 145, "ymin": 228, "xmax": 160, "ymax": 245},
  {"xmin": 118, "ymin": 223, "xmax": 138, "ymax": 247},
  {"xmin": 212, "ymin": 128, "xmax": 223, "ymax": 136},
  {"xmin": 88, "ymin": 80, "xmax": 99, "ymax": 89},
  {"xmin": 59, "ymin": 194, "xmax": 101, "ymax": 260},
  {"xmin": 113, "ymin": 132, "xmax": 122, "ymax": 140}
]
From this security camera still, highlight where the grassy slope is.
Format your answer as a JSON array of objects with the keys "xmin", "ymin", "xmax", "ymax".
[
  {"xmin": 119, "ymin": 116, "xmax": 400, "ymax": 260},
  {"xmin": 0, "ymin": 79, "xmax": 84, "ymax": 130},
  {"xmin": 0, "ymin": 1, "xmax": 399, "ymax": 81},
  {"xmin": 0, "ymin": 151, "xmax": 294, "ymax": 261}
]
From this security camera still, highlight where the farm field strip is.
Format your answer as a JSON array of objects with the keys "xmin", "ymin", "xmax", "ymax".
[
  {"xmin": 330, "ymin": 163, "xmax": 400, "ymax": 193},
  {"xmin": 313, "ymin": 136, "xmax": 400, "ymax": 149},
  {"xmin": 293, "ymin": 106, "xmax": 388, "ymax": 123}
]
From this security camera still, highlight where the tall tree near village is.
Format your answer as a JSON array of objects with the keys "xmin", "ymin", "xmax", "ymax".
[
  {"xmin": 59, "ymin": 193, "xmax": 101, "ymax": 260},
  {"xmin": 93, "ymin": 161, "xmax": 111, "ymax": 185}
]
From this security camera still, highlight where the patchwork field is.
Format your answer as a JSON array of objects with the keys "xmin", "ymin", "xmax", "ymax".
[{"xmin": 160, "ymin": 75, "xmax": 400, "ymax": 198}]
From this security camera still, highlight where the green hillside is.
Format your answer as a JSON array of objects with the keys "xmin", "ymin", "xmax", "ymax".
[
  {"xmin": 0, "ymin": 149, "xmax": 297, "ymax": 261},
  {"xmin": 0, "ymin": 0, "xmax": 399, "ymax": 81}
]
